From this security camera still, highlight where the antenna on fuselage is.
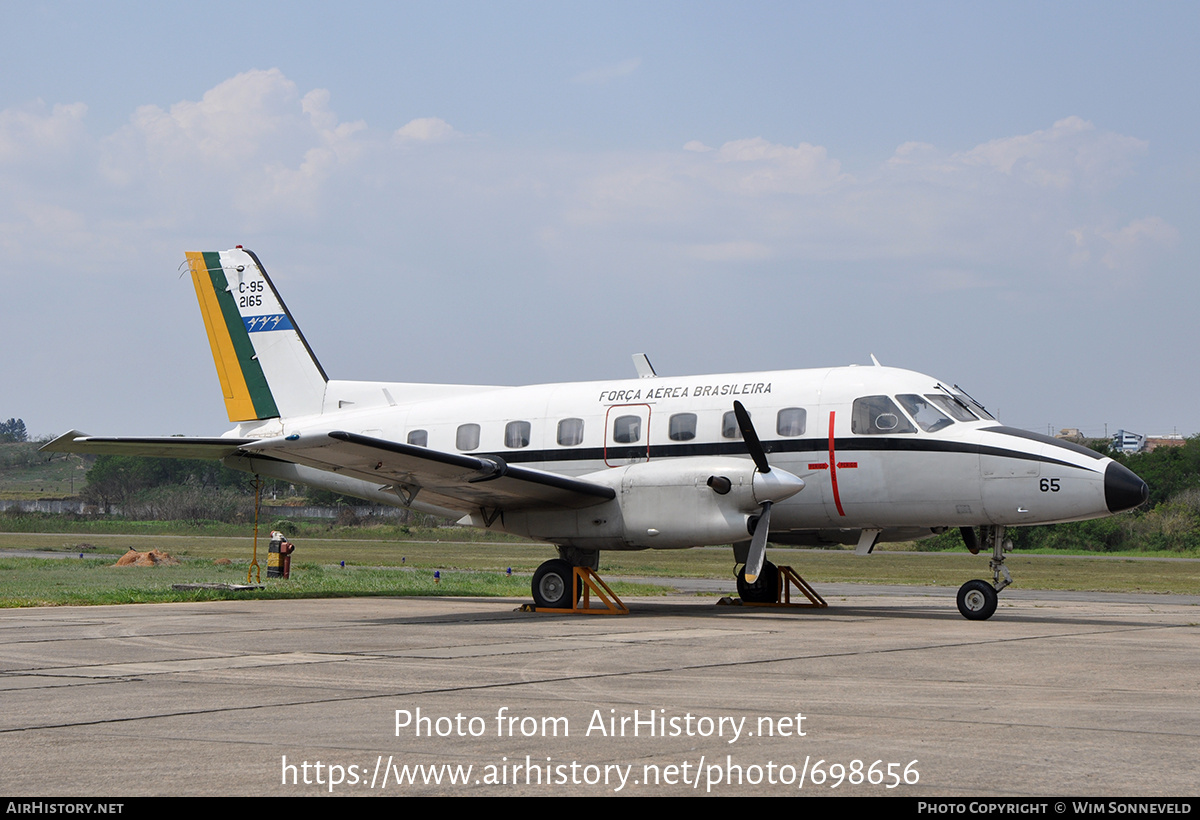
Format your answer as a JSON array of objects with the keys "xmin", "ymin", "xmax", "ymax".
[
  {"xmin": 870, "ymin": 353, "xmax": 882, "ymax": 366},
  {"xmin": 632, "ymin": 353, "xmax": 657, "ymax": 378}
]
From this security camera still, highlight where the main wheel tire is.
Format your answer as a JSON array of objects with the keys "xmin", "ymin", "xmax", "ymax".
[
  {"xmin": 957, "ymin": 579, "xmax": 998, "ymax": 621},
  {"xmin": 532, "ymin": 559, "xmax": 579, "ymax": 609},
  {"xmin": 737, "ymin": 560, "xmax": 779, "ymax": 604}
]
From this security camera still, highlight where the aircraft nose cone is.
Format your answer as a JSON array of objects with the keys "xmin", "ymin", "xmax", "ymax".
[{"xmin": 1105, "ymin": 461, "xmax": 1149, "ymax": 513}]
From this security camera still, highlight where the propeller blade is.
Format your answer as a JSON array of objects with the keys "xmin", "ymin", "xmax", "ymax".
[
  {"xmin": 743, "ymin": 500, "xmax": 771, "ymax": 583},
  {"xmin": 733, "ymin": 400, "xmax": 770, "ymax": 474}
]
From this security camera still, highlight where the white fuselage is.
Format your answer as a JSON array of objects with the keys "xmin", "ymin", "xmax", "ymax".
[{"xmin": 226, "ymin": 364, "xmax": 1124, "ymax": 550}]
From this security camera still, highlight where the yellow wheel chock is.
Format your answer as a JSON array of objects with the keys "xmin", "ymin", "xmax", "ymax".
[
  {"xmin": 733, "ymin": 565, "xmax": 827, "ymax": 608},
  {"xmin": 522, "ymin": 567, "xmax": 629, "ymax": 615}
]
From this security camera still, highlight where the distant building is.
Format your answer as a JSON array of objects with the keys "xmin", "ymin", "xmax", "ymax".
[
  {"xmin": 1056, "ymin": 428, "xmax": 1085, "ymax": 441},
  {"xmin": 1145, "ymin": 435, "xmax": 1186, "ymax": 453},
  {"xmin": 1112, "ymin": 429, "xmax": 1145, "ymax": 454}
]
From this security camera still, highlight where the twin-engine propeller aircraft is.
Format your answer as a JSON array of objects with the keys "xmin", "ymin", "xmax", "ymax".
[{"xmin": 44, "ymin": 247, "xmax": 1149, "ymax": 620}]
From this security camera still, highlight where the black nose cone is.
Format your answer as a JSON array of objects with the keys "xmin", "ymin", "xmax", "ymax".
[{"xmin": 1105, "ymin": 461, "xmax": 1149, "ymax": 513}]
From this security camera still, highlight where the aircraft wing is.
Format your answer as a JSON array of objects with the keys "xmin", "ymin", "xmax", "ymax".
[
  {"xmin": 243, "ymin": 431, "xmax": 616, "ymax": 512},
  {"xmin": 40, "ymin": 431, "xmax": 254, "ymax": 460},
  {"xmin": 42, "ymin": 429, "xmax": 616, "ymax": 513}
]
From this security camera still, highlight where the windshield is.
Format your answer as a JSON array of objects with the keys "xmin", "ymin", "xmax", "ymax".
[
  {"xmin": 896, "ymin": 394, "xmax": 954, "ymax": 433},
  {"xmin": 925, "ymin": 393, "xmax": 977, "ymax": 422},
  {"xmin": 948, "ymin": 384, "xmax": 996, "ymax": 421}
]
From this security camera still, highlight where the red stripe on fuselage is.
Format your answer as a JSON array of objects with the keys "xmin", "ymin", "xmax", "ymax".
[{"xmin": 829, "ymin": 411, "xmax": 845, "ymax": 516}]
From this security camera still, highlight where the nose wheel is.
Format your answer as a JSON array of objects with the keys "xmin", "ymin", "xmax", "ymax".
[
  {"xmin": 956, "ymin": 525, "xmax": 1012, "ymax": 621},
  {"xmin": 957, "ymin": 579, "xmax": 998, "ymax": 620}
]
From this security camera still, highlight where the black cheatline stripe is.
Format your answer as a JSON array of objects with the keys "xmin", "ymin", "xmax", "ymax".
[
  {"xmin": 463, "ymin": 436, "xmax": 1099, "ymax": 473},
  {"xmin": 981, "ymin": 426, "xmax": 1106, "ymax": 460}
]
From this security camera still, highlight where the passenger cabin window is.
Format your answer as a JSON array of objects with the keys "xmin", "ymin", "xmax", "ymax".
[
  {"xmin": 557, "ymin": 418, "xmax": 584, "ymax": 446},
  {"xmin": 613, "ymin": 415, "xmax": 641, "ymax": 444},
  {"xmin": 505, "ymin": 420, "xmax": 531, "ymax": 448},
  {"xmin": 851, "ymin": 396, "xmax": 917, "ymax": 434},
  {"xmin": 776, "ymin": 408, "xmax": 806, "ymax": 437},
  {"xmin": 669, "ymin": 413, "xmax": 697, "ymax": 441},
  {"xmin": 721, "ymin": 411, "xmax": 743, "ymax": 440},
  {"xmin": 896, "ymin": 395, "xmax": 954, "ymax": 433},
  {"xmin": 407, "ymin": 429, "xmax": 428, "ymax": 447},
  {"xmin": 456, "ymin": 423, "xmax": 480, "ymax": 451}
]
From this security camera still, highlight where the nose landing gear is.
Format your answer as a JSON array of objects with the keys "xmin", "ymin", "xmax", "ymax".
[{"xmin": 956, "ymin": 525, "xmax": 1012, "ymax": 621}]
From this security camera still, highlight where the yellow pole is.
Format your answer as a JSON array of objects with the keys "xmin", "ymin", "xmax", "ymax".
[{"xmin": 247, "ymin": 476, "xmax": 262, "ymax": 584}]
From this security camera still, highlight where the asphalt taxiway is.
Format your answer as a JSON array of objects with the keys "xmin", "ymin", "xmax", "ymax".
[{"xmin": 1, "ymin": 586, "xmax": 1196, "ymax": 796}]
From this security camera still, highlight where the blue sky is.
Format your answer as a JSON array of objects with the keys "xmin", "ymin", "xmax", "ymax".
[{"xmin": 2, "ymin": 1, "xmax": 1196, "ymax": 439}]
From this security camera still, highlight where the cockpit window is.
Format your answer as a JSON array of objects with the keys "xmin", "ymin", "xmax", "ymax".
[
  {"xmin": 925, "ymin": 394, "xmax": 977, "ymax": 422},
  {"xmin": 852, "ymin": 395, "xmax": 917, "ymax": 434},
  {"xmin": 896, "ymin": 395, "xmax": 954, "ymax": 433},
  {"xmin": 951, "ymin": 385, "xmax": 996, "ymax": 421}
]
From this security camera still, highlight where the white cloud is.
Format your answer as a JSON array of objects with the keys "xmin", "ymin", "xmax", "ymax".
[
  {"xmin": 0, "ymin": 101, "xmax": 88, "ymax": 163},
  {"xmin": 551, "ymin": 119, "xmax": 1172, "ymax": 288},
  {"xmin": 953, "ymin": 116, "xmax": 1147, "ymax": 190},
  {"xmin": 709, "ymin": 137, "xmax": 846, "ymax": 194},
  {"xmin": 94, "ymin": 69, "xmax": 371, "ymax": 222},
  {"xmin": 1068, "ymin": 216, "xmax": 1180, "ymax": 277},
  {"xmin": 0, "ymin": 71, "xmax": 1176, "ymax": 299},
  {"xmin": 394, "ymin": 117, "xmax": 460, "ymax": 143}
]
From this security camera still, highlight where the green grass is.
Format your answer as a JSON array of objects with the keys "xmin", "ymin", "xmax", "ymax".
[
  {"xmin": 0, "ymin": 513, "xmax": 528, "ymax": 541},
  {"xmin": 2, "ymin": 531, "xmax": 1198, "ymax": 607},
  {"xmin": 0, "ymin": 555, "xmax": 668, "ymax": 608},
  {"xmin": 0, "ymin": 448, "xmax": 90, "ymax": 499}
]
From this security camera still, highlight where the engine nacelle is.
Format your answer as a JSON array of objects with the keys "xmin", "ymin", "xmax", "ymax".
[{"xmin": 492, "ymin": 457, "xmax": 804, "ymax": 550}]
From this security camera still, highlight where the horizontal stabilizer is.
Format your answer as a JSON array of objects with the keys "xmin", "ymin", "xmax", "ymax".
[{"xmin": 41, "ymin": 431, "xmax": 253, "ymax": 460}]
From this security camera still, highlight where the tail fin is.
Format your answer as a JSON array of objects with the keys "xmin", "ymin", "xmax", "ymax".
[{"xmin": 186, "ymin": 248, "xmax": 328, "ymax": 422}]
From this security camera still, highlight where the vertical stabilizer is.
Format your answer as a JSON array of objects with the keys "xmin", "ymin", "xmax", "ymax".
[{"xmin": 186, "ymin": 248, "xmax": 328, "ymax": 422}]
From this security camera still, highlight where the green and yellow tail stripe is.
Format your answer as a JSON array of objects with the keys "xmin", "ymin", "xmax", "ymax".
[{"xmin": 186, "ymin": 251, "xmax": 280, "ymax": 422}]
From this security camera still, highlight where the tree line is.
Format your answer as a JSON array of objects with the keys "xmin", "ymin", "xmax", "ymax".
[{"xmin": 0, "ymin": 418, "xmax": 27, "ymax": 443}]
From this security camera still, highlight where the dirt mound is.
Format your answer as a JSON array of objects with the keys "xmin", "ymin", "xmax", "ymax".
[{"xmin": 115, "ymin": 549, "xmax": 180, "ymax": 567}]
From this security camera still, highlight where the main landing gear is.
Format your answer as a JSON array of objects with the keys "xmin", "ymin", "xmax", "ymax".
[
  {"xmin": 956, "ymin": 525, "xmax": 1012, "ymax": 621},
  {"xmin": 531, "ymin": 559, "xmax": 583, "ymax": 609},
  {"xmin": 737, "ymin": 560, "xmax": 780, "ymax": 604},
  {"xmin": 528, "ymin": 548, "xmax": 626, "ymax": 613}
]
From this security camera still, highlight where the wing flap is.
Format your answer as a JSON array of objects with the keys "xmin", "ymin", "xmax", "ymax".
[{"xmin": 246, "ymin": 431, "xmax": 615, "ymax": 512}]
